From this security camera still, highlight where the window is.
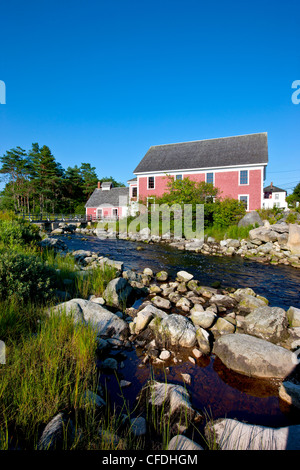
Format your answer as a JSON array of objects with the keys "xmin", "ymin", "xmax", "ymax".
[
  {"xmin": 112, "ymin": 208, "xmax": 118, "ymax": 218},
  {"xmin": 275, "ymin": 193, "xmax": 279, "ymax": 200},
  {"xmin": 148, "ymin": 176, "xmax": 155, "ymax": 189},
  {"xmin": 206, "ymin": 172, "xmax": 214, "ymax": 184},
  {"xmin": 239, "ymin": 195, "xmax": 248, "ymax": 210},
  {"xmin": 176, "ymin": 174, "xmax": 182, "ymax": 181},
  {"xmin": 132, "ymin": 187, "xmax": 137, "ymax": 197},
  {"xmin": 96, "ymin": 208, "xmax": 102, "ymax": 219},
  {"xmin": 240, "ymin": 170, "xmax": 248, "ymax": 185}
]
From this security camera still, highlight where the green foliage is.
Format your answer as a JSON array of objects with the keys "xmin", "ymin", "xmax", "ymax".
[
  {"xmin": 212, "ymin": 198, "xmax": 246, "ymax": 228},
  {"xmin": 156, "ymin": 175, "xmax": 219, "ymax": 205},
  {"xmin": 0, "ymin": 251, "xmax": 55, "ymax": 302},
  {"xmin": 0, "ymin": 218, "xmax": 41, "ymax": 246}
]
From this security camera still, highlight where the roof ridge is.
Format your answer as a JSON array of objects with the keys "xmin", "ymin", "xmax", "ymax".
[{"xmin": 148, "ymin": 132, "xmax": 268, "ymax": 149}]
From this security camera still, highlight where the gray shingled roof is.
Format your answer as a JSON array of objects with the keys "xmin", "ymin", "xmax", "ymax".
[
  {"xmin": 134, "ymin": 133, "xmax": 268, "ymax": 174},
  {"xmin": 264, "ymin": 185, "xmax": 286, "ymax": 193},
  {"xmin": 85, "ymin": 187, "xmax": 129, "ymax": 208}
]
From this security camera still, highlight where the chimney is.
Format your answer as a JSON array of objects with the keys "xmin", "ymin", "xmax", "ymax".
[
  {"xmin": 270, "ymin": 182, "xmax": 273, "ymax": 188},
  {"xmin": 97, "ymin": 181, "xmax": 101, "ymax": 189}
]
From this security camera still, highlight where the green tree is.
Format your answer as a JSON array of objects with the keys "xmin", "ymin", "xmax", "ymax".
[
  {"xmin": 80, "ymin": 163, "xmax": 99, "ymax": 199},
  {"xmin": 155, "ymin": 175, "xmax": 219, "ymax": 205}
]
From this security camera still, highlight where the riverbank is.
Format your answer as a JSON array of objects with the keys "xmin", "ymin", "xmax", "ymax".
[{"xmin": 47, "ymin": 219, "xmax": 300, "ymax": 270}]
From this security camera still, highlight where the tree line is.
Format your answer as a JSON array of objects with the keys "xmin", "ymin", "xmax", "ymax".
[{"xmin": 0, "ymin": 144, "xmax": 125, "ymax": 214}]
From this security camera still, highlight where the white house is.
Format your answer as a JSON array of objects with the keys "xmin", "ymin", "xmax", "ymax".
[{"xmin": 263, "ymin": 183, "xmax": 287, "ymax": 209}]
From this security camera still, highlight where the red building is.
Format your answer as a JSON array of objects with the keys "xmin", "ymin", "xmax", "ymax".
[{"xmin": 133, "ymin": 133, "xmax": 268, "ymax": 211}]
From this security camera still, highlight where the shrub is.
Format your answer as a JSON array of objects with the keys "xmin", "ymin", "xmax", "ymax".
[
  {"xmin": 0, "ymin": 251, "xmax": 55, "ymax": 302},
  {"xmin": 212, "ymin": 198, "xmax": 246, "ymax": 228},
  {"xmin": 0, "ymin": 218, "xmax": 41, "ymax": 246}
]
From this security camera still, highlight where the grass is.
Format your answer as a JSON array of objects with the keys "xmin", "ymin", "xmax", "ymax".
[{"xmin": 205, "ymin": 223, "xmax": 256, "ymax": 242}]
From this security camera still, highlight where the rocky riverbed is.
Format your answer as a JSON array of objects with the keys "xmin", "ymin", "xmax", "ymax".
[{"xmin": 39, "ymin": 240, "xmax": 300, "ymax": 451}]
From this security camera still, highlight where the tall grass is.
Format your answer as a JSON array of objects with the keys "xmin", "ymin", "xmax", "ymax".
[{"xmin": 205, "ymin": 223, "xmax": 255, "ymax": 241}]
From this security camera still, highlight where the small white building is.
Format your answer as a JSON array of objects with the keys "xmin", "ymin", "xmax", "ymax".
[{"xmin": 263, "ymin": 183, "xmax": 287, "ymax": 209}]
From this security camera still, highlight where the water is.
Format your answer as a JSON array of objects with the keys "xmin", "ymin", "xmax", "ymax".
[
  {"xmin": 62, "ymin": 234, "xmax": 300, "ymax": 432},
  {"xmin": 63, "ymin": 234, "xmax": 300, "ymax": 310}
]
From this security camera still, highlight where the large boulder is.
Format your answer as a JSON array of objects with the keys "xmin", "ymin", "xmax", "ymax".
[
  {"xmin": 287, "ymin": 306, "xmax": 300, "ymax": 328},
  {"xmin": 51, "ymin": 299, "xmax": 129, "ymax": 339},
  {"xmin": 249, "ymin": 227, "xmax": 278, "ymax": 243},
  {"xmin": 279, "ymin": 381, "xmax": 300, "ymax": 410},
  {"xmin": 205, "ymin": 418, "xmax": 300, "ymax": 450},
  {"xmin": 238, "ymin": 211, "xmax": 263, "ymax": 227},
  {"xmin": 159, "ymin": 314, "xmax": 197, "ymax": 348},
  {"xmin": 213, "ymin": 333, "xmax": 297, "ymax": 379},
  {"xmin": 287, "ymin": 224, "xmax": 300, "ymax": 255},
  {"xmin": 40, "ymin": 237, "xmax": 68, "ymax": 252},
  {"xmin": 167, "ymin": 435, "xmax": 203, "ymax": 450},
  {"xmin": 103, "ymin": 277, "xmax": 134, "ymax": 309},
  {"xmin": 37, "ymin": 413, "xmax": 74, "ymax": 450},
  {"xmin": 243, "ymin": 306, "xmax": 289, "ymax": 343}
]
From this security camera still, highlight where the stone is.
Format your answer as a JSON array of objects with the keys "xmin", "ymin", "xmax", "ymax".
[
  {"xmin": 159, "ymin": 350, "xmax": 171, "ymax": 361},
  {"xmin": 138, "ymin": 380, "xmax": 202, "ymax": 434},
  {"xmin": 143, "ymin": 268, "xmax": 153, "ymax": 277},
  {"xmin": 120, "ymin": 380, "xmax": 132, "ymax": 388},
  {"xmin": 40, "ymin": 237, "xmax": 68, "ymax": 252},
  {"xmin": 181, "ymin": 373, "xmax": 192, "ymax": 385},
  {"xmin": 279, "ymin": 381, "xmax": 300, "ymax": 410},
  {"xmin": 83, "ymin": 390, "xmax": 106, "ymax": 408},
  {"xmin": 209, "ymin": 294, "xmax": 237, "ymax": 309},
  {"xmin": 103, "ymin": 277, "xmax": 134, "ymax": 309},
  {"xmin": 213, "ymin": 317, "xmax": 236, "ymax": 335},
  {"xmin": 213, "ymin": 333, "xmax": 297, "ymax": 379},
  {"xmin": 152, "ymin": 296, "xmax": 171, "ymax": 310},
  {"xmin": 287, "ymin": 306, "xmax": 300, "ymax": 327},
  {"xmin": 135, "ymin": 309, "xmax": 154, "ymax": 333},
  {"xmin": 130, "ymin": 417, "xmax": 147, "ymax": 437},
  {"xmin": 238, "ymin": 294, "xmax": 268, "ymax": 314},
  {"xmin": 176, "ymin": 297, "xmax": 191, "ymax": 312},
  {"xmin": 156, "ymin": 271, "xmax": 168, "ymax": 282},
  {"xmin": 37, "ymin": 413, "xmax": 74, "ymax": 450},
  {"xmin": 195, "ymin": 327, "xmax": 211, "ymax": 354},
  {"xmin": 159, "ymin": 314, "xmax": 197, "ymax": 348},
  {"xmin": 176, "ymin": 271, "xmax": 194, "ymax": 282},
  {"xmin": 51, "ymin": 299, "xmax": 129, "ymax": 339},
  {"xmin": 101, "ymin": 358, "xmax": 118, "ymax": 371},
  {"xmin": 243, "ymin": 306, "xmax": 289, "ymax": 343},
  {"xmin": 238, "ymin": 211, "xmax": 263, "ymax": 227},
  {"xmin": 167, "ymin": 435, "xmax": 203, "ymax": 450},
  {"xmin": 206, "ymin": 418, "xmax": 300, "ymax": 450},
  {"xmin": 190, "ymin": 310, "xmax": 216, "ymax": 329},
  {"xmin": 226, "ymin": 239, "xmax": 241, "ymax": 248}
]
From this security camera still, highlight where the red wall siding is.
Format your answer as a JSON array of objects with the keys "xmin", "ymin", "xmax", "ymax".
[{"xmin": 86, "ymin": 206, "xmax": 124, "ymax": 219}]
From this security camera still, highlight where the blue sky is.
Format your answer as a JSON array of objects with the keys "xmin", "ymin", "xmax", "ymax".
[{"xmin": 0, "ymin": 0, "xmax": 299, "ymax": 193}]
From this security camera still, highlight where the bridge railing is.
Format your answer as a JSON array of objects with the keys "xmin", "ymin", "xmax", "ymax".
[{"xmin": 20, "ymin": 213, "xmax": 120, "ymax": 223}]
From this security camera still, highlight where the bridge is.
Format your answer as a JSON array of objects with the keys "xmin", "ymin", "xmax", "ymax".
[{"xmin": 20, "ymin": 213, "xmax": 119, "ymax": 230}]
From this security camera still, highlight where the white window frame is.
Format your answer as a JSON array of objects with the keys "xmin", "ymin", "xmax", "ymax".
[
  {"xmin": 239, "ymin": 194, "xmax": 249, "ymax": 211},
  {"xmin": 131, "ymin": 186, "xmax": 137, "ymax": 198},
  {"xmin": 206, "ymin": 172, "xmax": 214, "ymax": 184},
  {"xmin": 147, "ymin": 176, "xmax": 155, "ymax": 190},
  {"xmin": 239, "ymin": 169, "xmax": 249, "ymax": 186},
  {"xmin": 275, "ymin": 193, "xmax": 279, "ymax": 200},
  {"xmin": 112, "ymin": 208, "xmax": 118, "ymax": 218},
  {"xmin": 175, "ymin": 174, "xmax": 183, "ymax": 181},
  {"xmin": 96, "ymin": 208, "xmax": 103, "ymax": 219}
]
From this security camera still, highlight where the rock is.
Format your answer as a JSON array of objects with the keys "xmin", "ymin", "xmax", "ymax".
[
  {"xmin": 249, "ymin": 227, "xmax": 278, "ymax": 243},
  {"xmin": 40, "ymin": 237, "xmax": 68, "ymax": 252},
  {"xmin": 185, "ymin": 239, "xmax": 204, "ymax": 251},
  {"xmin": 135, "ymin": 308, "xmax": 155, "ymax": 334},
  {"xmin": 156, "ymin": 271, "xmax": 168, "ymax": 282},
  {"xmin": 83, "ymin": 390, "xmax": 106, "ymax": 408},
  {"xmin": 149, "ymin": 284, "xmax": 162, "ymax": 294},
  {"xmin": 51, "ymin": 228, "xmax": 64, "ymax": 235},
  {"xmin": 152, "ymin": 296, "xmax": 171, "ymax": 310},
  {"xmin": 181, "ymin": 373, "xmax": 192, "ymax": 385},
  {"xmin": 209, "ymin": 294, "xmax": 237, "ymax": 310},
  {"xmin": 140, "ymin": 304, "xmax": 169, "ymax": 321},
  {"xmin": 98, "ymin": 257, "xmax": 124, "ymax": 272},
  {"xmin": 287, "ymin": 306, "xmax": 300, "ymax": 327},
  {"xmin": 167, "ymin": 435, "xmax": 203, "ymax": 450},
  {"xmin": 120, "ymin": 380, "xmax": 132, "ymax": 388},
  {"xmin": 213, "ymin": 333, "xmax": 297, "ymax": 379},
  {"xmin": 38, "ymin": 413, "xmax": 74, "ymax": 450},
  {"xmin": 143, "ymin": 268, "xmax": 153, "ymax": 277},
  {"xmin": 176, "ymin": 271, "xmax": 194, "ymax": 282},
  {"xmin": 130, "ymin": 417, "xmax": 147, "ymax": 437},
  {"xmin": 206, "ymin": 418, "xmax": 300, "ymax": 450},
  {"xmin": 159, "ymin": 314, "xmax": 197, "ymax": 348},
  {"xmin": 190, "ymin": 309, "xmax": 216, "ymax": 329},
  {"xmin": 138, "ymin": 380, "xmax": 202, "ymax": 434},
  {"xmin": 51, "ymin": 299, "xmax": 129, "ymax": 339},
  {"xmin": 238, "ymin": 294, "xmax": 268, "ymax": 314},
  {"xmin": 159, "ymin": 350, "xmax": 171, "ymax": 361},
  {"xmin": 101, "ymin": 358, "xmax": 118, "ymax": 371},
  {"xmin": 279, "ymin": 381, "xmax": 300, "ymax": 409},
  {"xmin": 238, "ymin": 211, "xmax": 263, "ymax": 227},
  {"xmin": 176, "ymin": 297, "xmax": 191, "ymax": 312},
  {"xmin": 103, "ymin": 277, "xmax": 134, "ymax": 309},
  {"xmin": 213, "ymin": 317, "xmax": 236, "ymax": 335},
  {"xmin": 243, "ymin": 306, "xmax": 289, "ymax": 343},
  {"xmin": 226, "ymin": 239, "xmax": 241, "ymax": 248},
  {"xmin": 232, "ymin": 287, "xmax": 256, "ymax": 300},
  {"xmin": 195, "ymin": 327, "xmax": 211, "ymax": 354}
]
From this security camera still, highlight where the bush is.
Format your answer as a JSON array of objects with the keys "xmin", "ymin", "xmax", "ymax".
[
  {"xmin": 212, "ymin": 198, "xmax": 246, "ymax": 228},
  {"xmin": 0, "ymin": 218, "xmax": 41, "ymax": 246},
  {"xmin": 0, "ymin": 251, "xmax": 55, "ymax": 302}
]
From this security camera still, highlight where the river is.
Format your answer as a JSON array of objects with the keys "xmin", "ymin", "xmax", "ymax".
[{"xmin": 61, "ymin": 234, "xmax": 300, "ymax": 436}]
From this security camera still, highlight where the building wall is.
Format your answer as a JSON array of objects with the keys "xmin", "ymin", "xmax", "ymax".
[
  {"xmin": 86, "ymin": 205, "xmax": 126, "ymax": 220},
  {"xmin": 263, "ymin": 192, "xmax": 287, "ymax": 209},
  {"xmin": 137, "ymin": 167, "xmax": 264, "ymax": 210}
]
